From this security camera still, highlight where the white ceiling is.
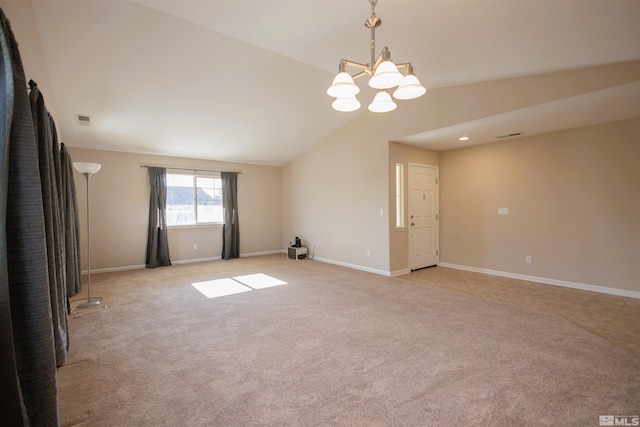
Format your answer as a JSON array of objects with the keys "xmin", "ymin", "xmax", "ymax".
[{"xmin": 27, "ymin": 0, "xmax": 640, "ymax": 166}]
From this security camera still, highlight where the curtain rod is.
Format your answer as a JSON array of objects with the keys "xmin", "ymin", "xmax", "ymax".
[{"xmin": 139, "ymin": 165, "xmax": 242, "ymax": 174}]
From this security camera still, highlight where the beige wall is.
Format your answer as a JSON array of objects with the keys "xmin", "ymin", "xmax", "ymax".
[
  {"xmin": 0, "ymin": 0, "xmax": 59, "ymax": 123},
  {"xmin": 439, "ymin": 117, "xmax": 640, "ymax": 293},
  {"xmin": 284, "ymin": 62, "xmax": 640, "ymax": 277},
  {"xmin": 388, "ymin": 142, "xmax": 439, "ymax": 273},
  {"xmin": 69, "ymin": 147, "xmax": 282, "ymax": 271},
  {"xmin": 282, "ymin": 113, "xmax": 395, "ymax": 274}
]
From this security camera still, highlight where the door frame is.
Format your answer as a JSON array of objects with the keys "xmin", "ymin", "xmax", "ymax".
[{"xmin": 407, "ymin": 162, "xmax": 439, "ymax": 270}]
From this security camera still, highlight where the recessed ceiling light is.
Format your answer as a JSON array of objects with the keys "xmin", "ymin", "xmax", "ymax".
[{"xmin": 458, "ymin": 136, "xmax": 469, "ymax": 141}]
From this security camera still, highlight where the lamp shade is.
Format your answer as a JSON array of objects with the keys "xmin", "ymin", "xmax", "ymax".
[
  {"xmin": 369, "ymin": 61, "xmax": 404, "ymax": 89},
  {"xmin": 368, "ymin": 91, "xmax": 397, "ymax": 113},
  {"xmin": 327, "ymin": 72, "xmax": 360, "ymax": 97},
  {"xmin": 393, "ymin": 75, "xmax": 427, "ymax": 100},
  {"xmin": 332, "ymin": 95, "xmax": 361, "ymax": 112},
  {"xmin": 73, "ymin": 162, "xmax": 102, "ymax": 175}
]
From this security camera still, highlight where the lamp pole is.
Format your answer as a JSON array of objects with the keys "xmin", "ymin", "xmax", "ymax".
[{"xmin": 73, "ymin": 162, "xmax": 102, "ymax": 308}]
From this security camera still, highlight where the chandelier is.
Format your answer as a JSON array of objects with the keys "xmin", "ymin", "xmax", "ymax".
[{"xmin": 327, "ymin": 0, "xmax": 426, "ymax": 113}]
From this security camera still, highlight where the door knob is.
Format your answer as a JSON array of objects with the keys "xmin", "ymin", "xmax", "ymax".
[{"xmin": 411, "ymin": 222, "xmax": 415, "ymax": 226}]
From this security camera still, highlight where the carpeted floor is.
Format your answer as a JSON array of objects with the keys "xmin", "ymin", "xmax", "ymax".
[{"xmin": 58, "ymin": 255, "xmax": 640, "ymax": 426}]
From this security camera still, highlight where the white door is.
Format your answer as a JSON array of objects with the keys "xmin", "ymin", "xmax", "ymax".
[{"xmin": 408, "ymin": 163, "xmax": 438, "ymax": 270}]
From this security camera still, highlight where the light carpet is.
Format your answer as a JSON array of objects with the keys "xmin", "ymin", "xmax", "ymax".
[{"xmin": 58, "ymin": 255, "xmax": 640, "ymax": 426}]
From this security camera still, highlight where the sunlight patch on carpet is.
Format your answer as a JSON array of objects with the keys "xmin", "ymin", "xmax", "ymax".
[
  {"xmin": 192, "ymin": 274, "xmax": 287, "ymax": 299},
  {"xmin": 233, "ymin": 273, "xmax": 287, "ymax": 289},
  {"xmin": 192, "ymin": 278, "xmax": 252, "ymax": 299}
]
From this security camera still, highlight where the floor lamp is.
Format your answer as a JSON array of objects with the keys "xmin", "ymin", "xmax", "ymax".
[{"xmin": 74, "ymin": 162, "xmax": 102, "ymax": 308}]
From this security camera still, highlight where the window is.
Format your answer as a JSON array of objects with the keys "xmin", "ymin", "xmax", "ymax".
[
  {"xmin": 166, "ymin": 173, "xmax": 222, "ymax": 226},
  {"xmin": 395, "ymin": 163, "xmax": 405, "ymax": 228}
]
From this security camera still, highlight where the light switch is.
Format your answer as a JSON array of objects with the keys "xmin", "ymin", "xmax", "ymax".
[{"xmin": 498, "ymin": 208, "xmax": 509, "ymax": 215}]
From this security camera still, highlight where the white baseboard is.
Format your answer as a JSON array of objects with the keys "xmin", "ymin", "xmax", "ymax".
[
  {"xmin": 438, "ymin": 262, "xmax": 640, "ymax": 299},
  {"xmin": 390, "ymin": 268, "xmax": 411, "ymax": 277},
  {"xmin": 86, "ymin": 264, "xmax": 146, "ymax": 274},
  {"xmin": 85, "ymin": 250, "xmax": 284, "ymax": 274},
  {"xmin": 172, "ymin": 256, "xmax": 221, "ymax": 265},
  {"xmin": 240, "ymin": 250, "xmax": 284, "ymax": 258},
  {"xmin": 313, "ymin": 256, "xmax": 391, "ymax": 277},
  {"xmin": 86, "ymin": 256, "xmax": 638, "ymax": 300}
]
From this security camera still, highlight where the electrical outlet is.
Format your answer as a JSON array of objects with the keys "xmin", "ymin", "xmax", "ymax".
[
  {"xmin": 525, "ymin": 255, "xmax": 531, "ymax": 264},
  {"xmin": 193, "ymin": 244, "xmax": 198, "ymax": 250},
  {"xmin": 367, "ymin": 250, "xmax": 371, "ymax": 257}
]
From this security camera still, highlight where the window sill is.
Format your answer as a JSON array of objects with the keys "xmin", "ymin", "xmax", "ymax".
[{"xmin": 168, "ymin": 223, "xmax": 223, "ymax": 230}]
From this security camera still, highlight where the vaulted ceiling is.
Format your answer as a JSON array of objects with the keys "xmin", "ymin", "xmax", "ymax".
[{"xmin": 23, "ymin": 0, "xmax": 640, "ymax": 165}]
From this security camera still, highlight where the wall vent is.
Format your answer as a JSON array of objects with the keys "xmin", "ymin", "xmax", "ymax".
[
  {"xmin": 75, "ymin": 114, "xmax": 92, "ymax": 127},
  {"xmin": 496, "ymin": 132, "xmax": 523, "ymax": 139}
]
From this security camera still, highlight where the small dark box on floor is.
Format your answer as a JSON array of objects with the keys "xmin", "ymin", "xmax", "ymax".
[{"xmin": 288, "ymin": 246, "xmax": 307, "ymax": 260}]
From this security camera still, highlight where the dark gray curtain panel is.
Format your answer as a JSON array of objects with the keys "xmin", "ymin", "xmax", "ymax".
[
  {"xmin": 0, "ymin": 8, "xmax": 60, "ymax": 426},
  {"xmin": 146, "ymin": 167, "xmax": 171, "ymax": 268},
  {"xmin": 61, "ymin": 143, "xmax": 81, "ymax": 297},
  {"xmin": 29, "ymin": 80, "xmax": 69, "ymax": 366},
  {"xmin": 221, "ymin": 172, "xmax": 239, "ymax": 259}
]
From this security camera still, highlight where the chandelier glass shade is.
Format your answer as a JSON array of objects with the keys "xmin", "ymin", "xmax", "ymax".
[
  {"xmin": 327, "ymin": 72, "xmax": 360, "ymax": 98},
  {"xmin": 368, "ymin": 60, "xmax": 404, "ymax": 90},
  {"xmin": 368, "ymin": 91, "xmax": 397, "ymax": 113},
  {"xmin": 327, "ymin": 0, "xmax": 426, "ymax": 112},
  {"xmin": 332, "ymin": 95, "xmax": 361, "ymax": 113},
  {"xmin": 394, "ymin": 73, "xmax": 427, "ymax": 100}
]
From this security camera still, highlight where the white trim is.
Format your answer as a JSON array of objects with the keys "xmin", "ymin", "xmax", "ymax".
[
  {"xmin": 167, "ymin": 223, "xmax": 223, "ymax": 230},
  {"xmin": 85, "ymin": 264, "xmax": 145, "ymax": 274},
  {"xmin": 85, "ymin": 250, "xmax": 285, "ymax": 274},
  {"xmin": 438, "ymin": 263, "xmax": 640, "ymax": 299},
  {"xmin": 390, "ymin": 268, "xmax": 411, "ymax": 277},
  {"xmin": 240, "ymin": 250, "xmax": 284, "ymax": 258},
  {"xmin": 313, "ymin": 256, "xmax": 391, "ymax": 277},
  {"xmin": 85, "ymin": 257, "xmax": 220, "ymax": 274},
  {"xmin": 395, "ymin": 163, "xmax": 405, "ymax": 229},
  {"xmin": 172, "ymin": 256, "xmax": 220, "ymax": 265}
]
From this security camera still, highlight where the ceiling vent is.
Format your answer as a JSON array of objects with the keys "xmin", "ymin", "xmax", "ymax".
[
  {"xmin": 496, "ymin": 132, "xmax": 523, "ymax": 139},
  {"xmin": 75, "ymin": 114, "xmax": 92, "ymax": 127}
]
